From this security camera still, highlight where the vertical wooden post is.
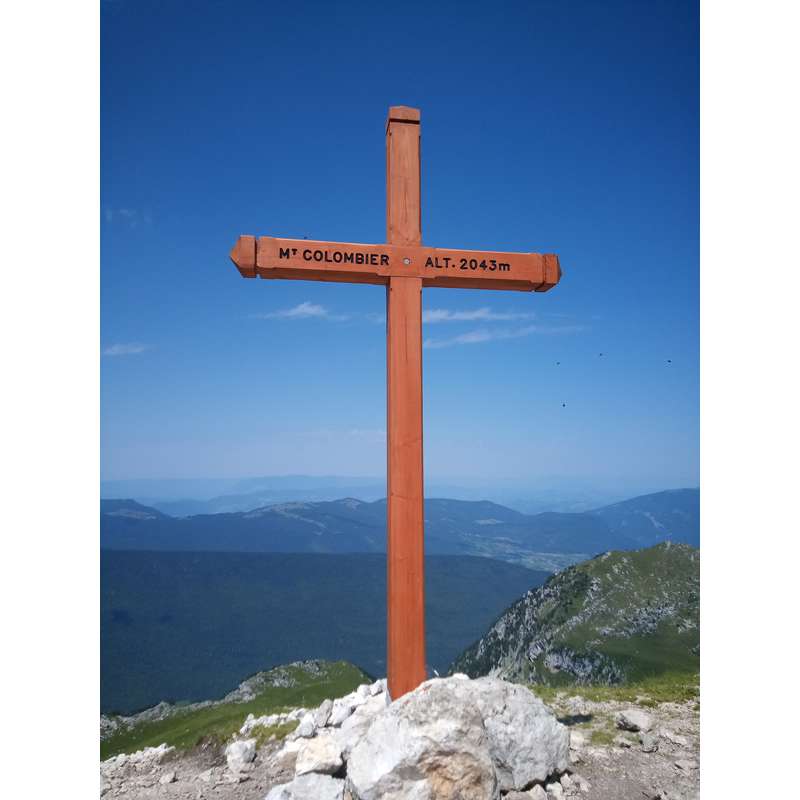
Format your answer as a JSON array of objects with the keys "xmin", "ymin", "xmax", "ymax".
[{"xmin": 385, "ymin": 106, "xmax": 426, "ymax": 699}]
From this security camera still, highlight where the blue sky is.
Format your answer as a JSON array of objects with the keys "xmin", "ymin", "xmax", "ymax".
[{"xmin": 101, "ymin": 0, "xmax": 698, "ymax": 490}]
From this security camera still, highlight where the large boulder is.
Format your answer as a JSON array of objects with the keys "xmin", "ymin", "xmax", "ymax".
[
  {"xmin": 469, "ymin": 678, "xmax": 569, "ymax": 791},
  {"xmin": 346, "ymin": 675, "xmax": 568, "ymax": 800}
]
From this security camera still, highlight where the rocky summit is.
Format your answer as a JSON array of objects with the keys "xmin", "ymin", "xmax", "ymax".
[
  {"xmin": 99, "ymin": 668, "xmax": 700, "ymax": 799},
  {"xmin": 452, "ymin": 542, "xmax": 699, "ymax": 685},
  {"xmin": 267, "ymin": 674, "xmax": 569, "ymax": 800}
]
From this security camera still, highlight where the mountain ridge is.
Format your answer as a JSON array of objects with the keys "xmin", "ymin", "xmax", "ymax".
[
  {"xmin": 451, "ymin": 541, "xmax": 699, "ymax": 685},
  {"xmin": 101, "ymin": 489, "xmax": 699, "ymax": 572}
]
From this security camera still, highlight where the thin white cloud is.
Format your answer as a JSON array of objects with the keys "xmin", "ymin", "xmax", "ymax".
[
  {"xmin": 103, "ymin": 343, "xmax": 148, "ymax": 356},
  {"xmin": 422, "ymin": 307, "xmax": 535, "ymax": 323},
  {"xmin": 365, "ymin": 308, "xmax": 532, "ymax": 325},
  {"xmin": 296, "ymin": 427, "xmax": 386, "ymax": 444},
  {"xmin": 424, "ymin": 324, "xmax": 584, "ymax": 350},
  {"xmin": 103, "ymin": 208, "xmax": 153, "ymax": 229},
  {"xmin": 348, "ymin": 428, "xmax": 387, "ymax": 443},
  {"xmin": 253, "ymin": 302, "xmax": 350, "ymax": 322}
]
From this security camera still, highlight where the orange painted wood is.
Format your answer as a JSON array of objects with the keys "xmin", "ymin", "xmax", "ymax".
[
  {"xmin": 229, "ymin": 235, "xmax": 560, "ymax": 292},
  {"xmin": 387, "ymin": 105, "xmax": 421, "ymax": 124},
  {"xmin": 386, "ymin": 107, "xmax": 422, "ymax": 247},
  {"xmin": 230, "ymin": 235, "xmax": 257, "ymax": 278},
  {"xmin": 386, "ymin": 109, "xmax": 426, "ymax": 700},
  {"xmin": 228, "ymin": 106, "xmax": 563, "ymax": 703}
]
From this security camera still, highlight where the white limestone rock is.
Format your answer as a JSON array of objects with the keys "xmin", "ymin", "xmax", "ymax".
[
  {"xmin": 348, "ymin": 687, "xmax": 495, "ymax": 799},
  {"xmin": 334, "ymin": 693, "xmax": 388, "ymax": 759},
  {"xmin": 295, "ymin": 732, "xmax": 343, "ymax": 776},
  {"xmin": 225, "ymin": 738, "xmax": 256, "ymax": 772},
  {"xmin": 471, "ymin": 679, "xmax": 569, "ymax": 791},
  {"xmin": 265, "ymin": 773, "xmax": 345, "ymax": 800},
  {"xmin": 270, "ymin": 739, "xmax": 302, "ymax": 774},
  {"xmin": 640, "ymin": 732, "xmax": 659, "ymax": 753},
  {"xmin": 660, "ymin": 728, "xmax": 689, "ymax": 747},
  {"xmin": 100, "ymin": 743, "xmax": 175, "ymax": 779},
  {"xmin": 616, "ymin": 708, "xmax": 654, "ymax": 732},
  {"xmin": 242, "ymin": 710, "xmax": 302, "ymax": 735},
  {"xmin": 569, "ymin": 730, "xmax": 587, "ymax": 750},
  {"xmin": 314, "ymin": 698, "xmax": 333, "ymax": 728},
  {"xmin": 545, "ymin": 780, "xmax": 564, "ymax": 799},
  {"xmin": 346, "ymin": 675, "xmax": 568, "ymax": 800},
  {"xmin": 294, "ymin": 712, "xmax": 316, "ymax": 739},
  {"xmin": 329, "ymin": 696, "xmax": 356, "ymax": 727}
]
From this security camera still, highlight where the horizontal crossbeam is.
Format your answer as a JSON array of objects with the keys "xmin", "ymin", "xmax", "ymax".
[{"xmin": 230, "ymin": 235, "xmax": 560, "ymax": 292}]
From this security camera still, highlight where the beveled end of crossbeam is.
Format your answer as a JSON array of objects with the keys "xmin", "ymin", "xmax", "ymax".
[
  {"xmin": 536, "ymin": 254, "xmax": 562, "ymax": 292},
  {"xmin": 230, "ymin": 235, "xmax": 257, "ymax": 278}
]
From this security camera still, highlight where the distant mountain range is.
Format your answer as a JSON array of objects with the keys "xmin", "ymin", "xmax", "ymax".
[
  {"xmin": 452, "ymin": 542, "xmax": 699, "ymax": 684},
  {"xmin": 101, "ymin": 551, "xmax": 547, "ymax": 714},
  {"xmin": 100, "ymin": 475, "xmax": 661, "ymax": 516},
  {"xmin": 101, "ymin": 489, "xmax": 699, "ymax": 572}
]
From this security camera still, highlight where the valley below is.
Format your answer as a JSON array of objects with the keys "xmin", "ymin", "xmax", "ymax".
[
  {"xmin": 102, "ymin": 551, "xmax": 547, "ymax": 714},
  {"xmin": 101, "ymin": 486, "xmax": 700, "ymax": 799}
]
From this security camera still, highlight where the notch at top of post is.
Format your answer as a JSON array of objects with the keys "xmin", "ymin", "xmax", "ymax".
[{"xmin": 387, "ymin": 106, "xmax": 420, "ymax": 128}]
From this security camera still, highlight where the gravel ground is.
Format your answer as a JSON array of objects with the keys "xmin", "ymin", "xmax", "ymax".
[{"xmin": 101, "ymin": 693, "xmax": 699, "ymax": 800}]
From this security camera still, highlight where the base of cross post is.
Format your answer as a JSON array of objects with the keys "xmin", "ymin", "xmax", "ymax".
[{"xmin": 386, "ymin": 276, "xmax": 427, "ymax": 701}]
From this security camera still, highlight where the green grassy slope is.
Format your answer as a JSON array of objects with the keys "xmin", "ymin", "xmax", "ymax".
[
  {"xmin": 452, "ymin": 542, "xmax": 699, "ymax": 685},
  {"xmin": 101, "ymin": 661, "xmax": 368, "ymax": 760}
]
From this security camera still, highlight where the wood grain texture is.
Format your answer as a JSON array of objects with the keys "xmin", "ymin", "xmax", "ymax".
[
  {"xmin": 386, "ymin": 108, "xmax": 427, "ymax": 700},
  {"xmin": 386, "ymin": 108, "xmax": 421, "ymax": 247},
  {"xmin": 386, "ymin": 274, "xmax": 426, "ymax": 701},
  {"xmin": 229, "ymin": 235, "xmax": 560, "ymax": 292}
]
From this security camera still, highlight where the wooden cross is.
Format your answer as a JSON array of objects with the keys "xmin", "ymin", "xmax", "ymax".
[{"xmin": 230, "ymin": 106, "xmax": 561, "ymax": 700}]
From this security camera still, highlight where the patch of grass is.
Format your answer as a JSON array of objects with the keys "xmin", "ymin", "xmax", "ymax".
[
  {"xmin": 250, "ymin": 721, "xmax": 298, "ymax": 749},
  {"xmin": 529, "ymin": 671, "xmax": 699, "ymax": 707},
  {"xmin": 101, "ymin": 661, "xmax": 367, "ymax": 760},
  {"xmin": 589, "ymin": 727, "xmax": 617, "ymax": 746}
]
